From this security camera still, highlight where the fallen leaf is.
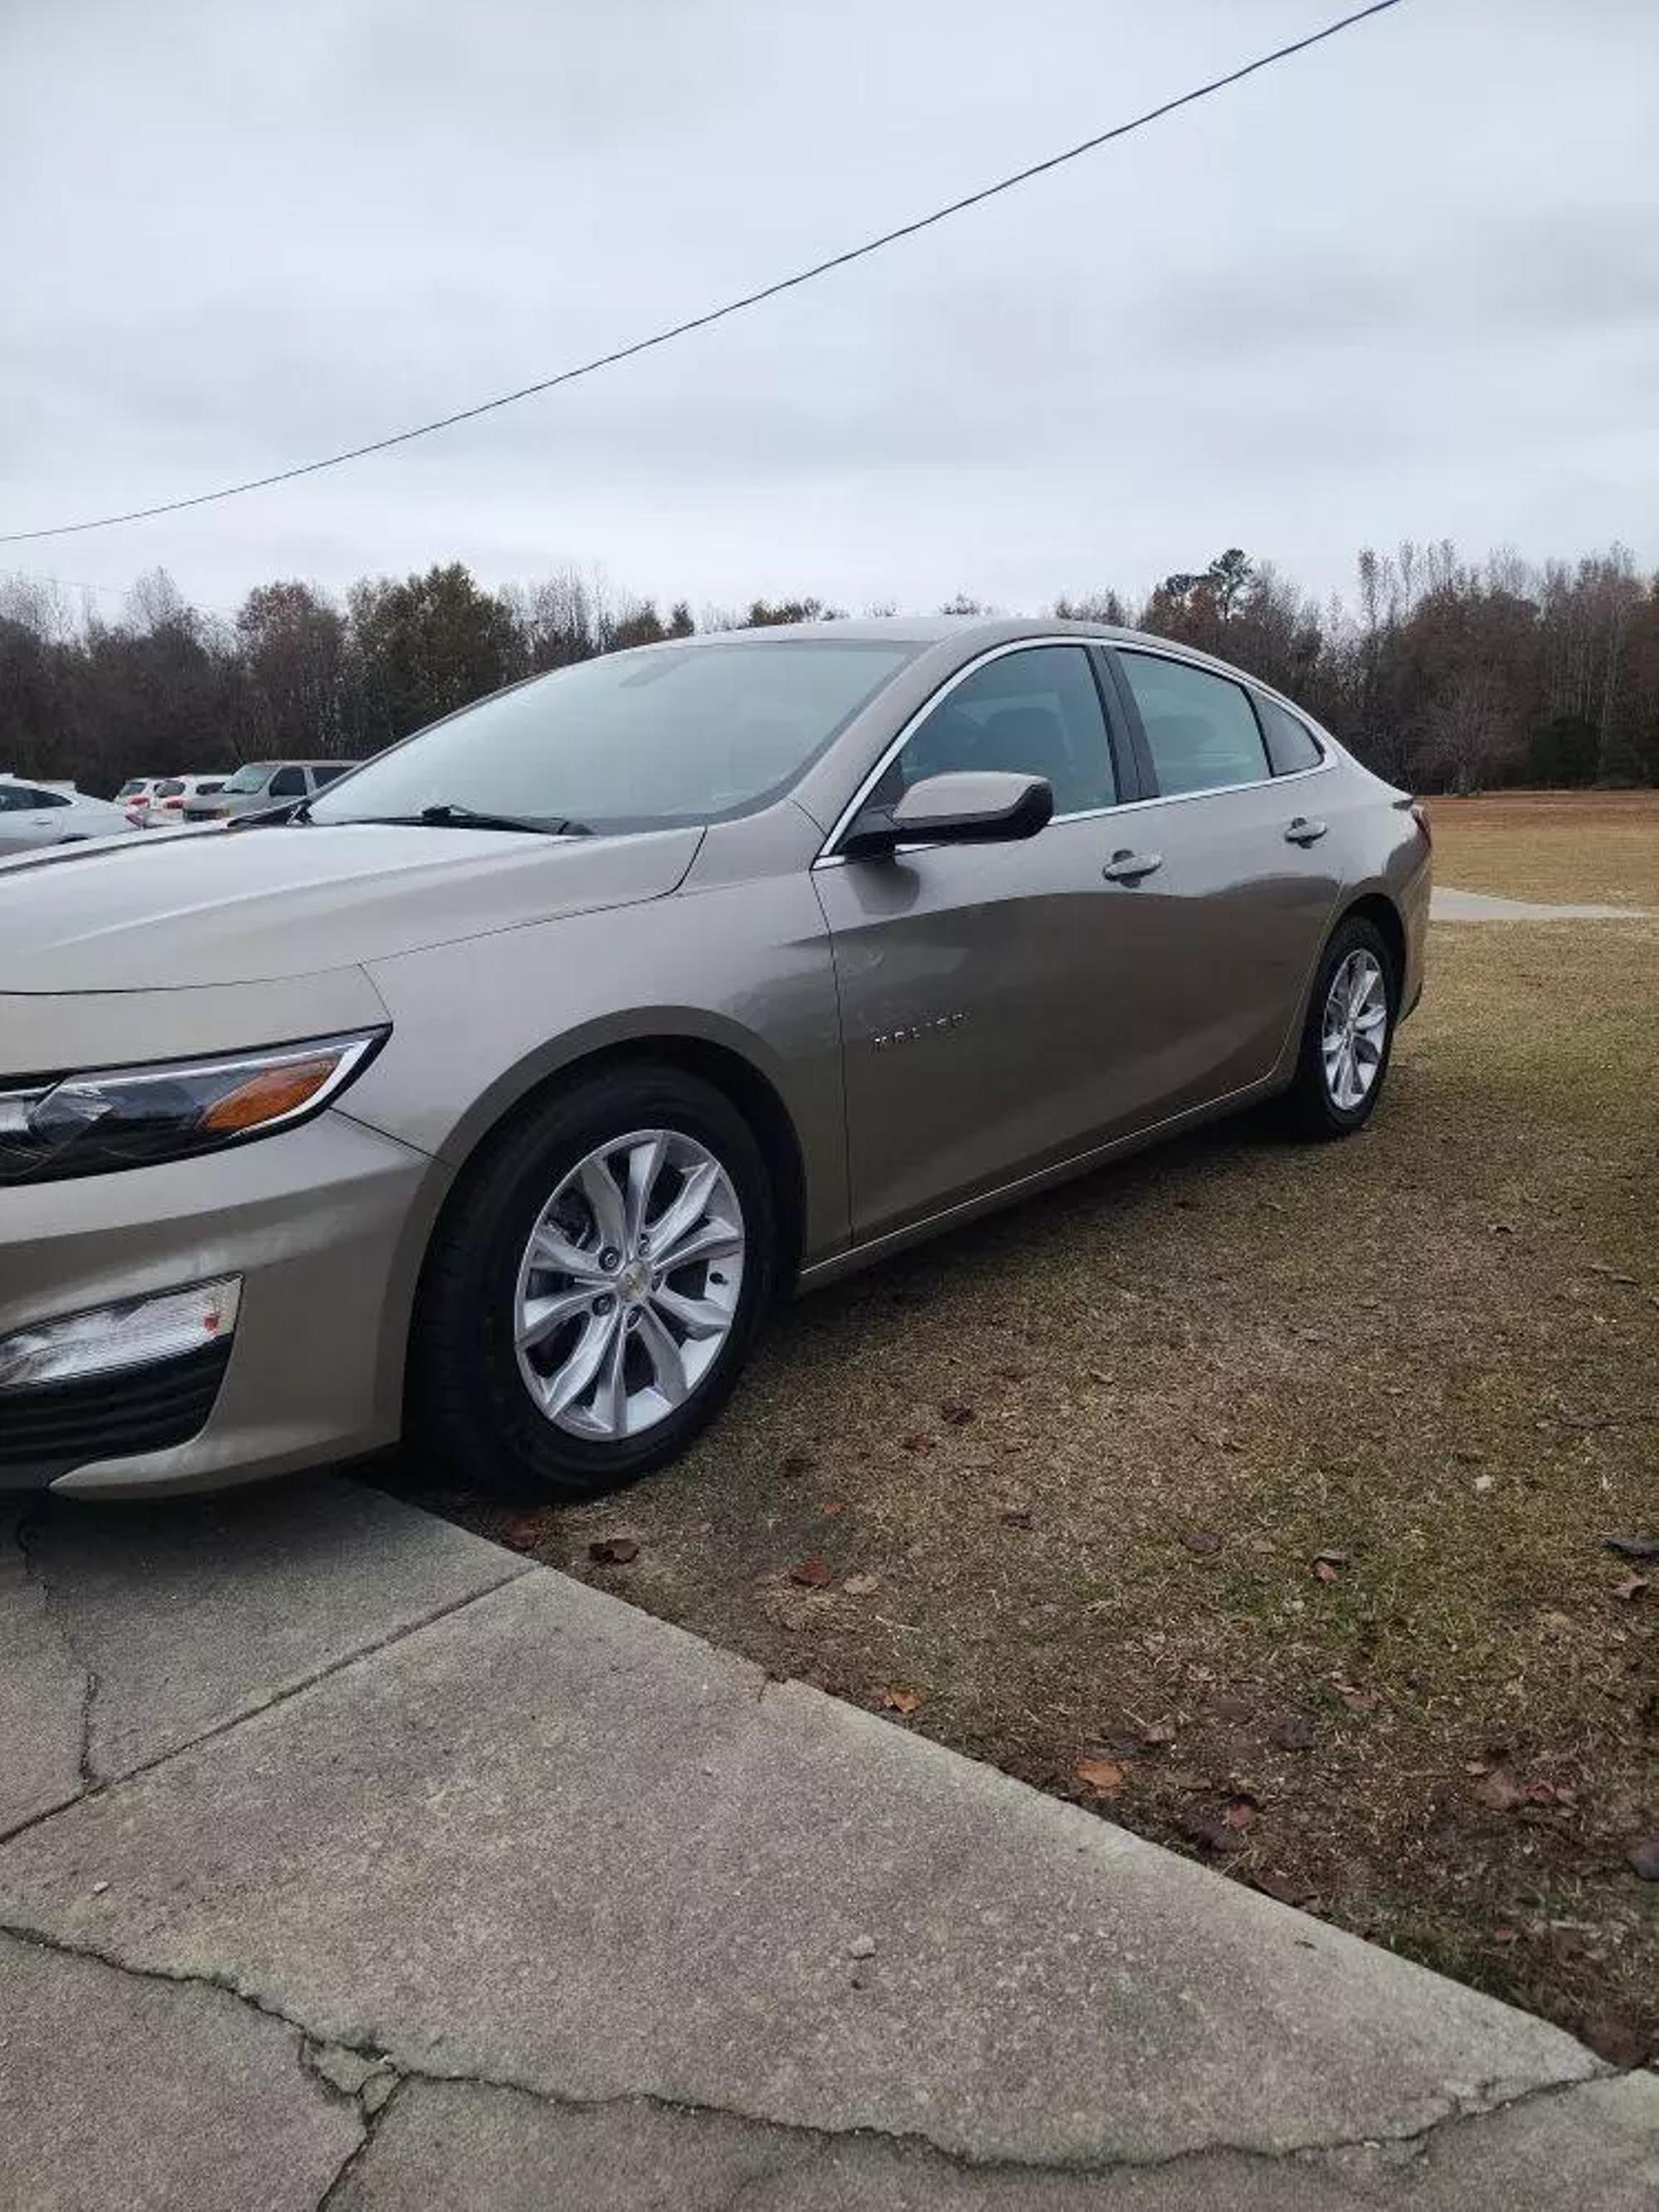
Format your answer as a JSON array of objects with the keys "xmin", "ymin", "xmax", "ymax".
[
  {"xmin": 901, "ymin": 1433, "xmax": 936, "ymax": 1455},
  {"xmin": 1182, "ymin": 1530, "xmax": 1223, "ymax": 1557},
  {"xmin": 504, "ymin": 1515, "xmax": 549, "ymax": 1554},
  {"xmin": 587, "ymin": 1534, "xmax": 639, "ymax": 1566},
  {"xmin": 1313, "ymin": 1548, "xmax": 1350, "ymax": 1567},
  {"xmin": 1223, "ymin": 1797, "xmax": 1261, "ymax": 1830},
  {"xmin": 1075, "ymin": 1757, "xmax": 1126, "ymax": 1796},
  {"xmin": 789, "ymin": 1558, "xmax": 832, "ymax": 1588},
  {"xmin": 1627, "ymin": 1836, "xmax": 1659, "ymax": 1881},
  {"xmin": 820, "ymin": 1500, "xmax": 846, "ymax": 1517},
  {"xmin": 995, "ymin": 1364, "xmax": 1030, "ymax": 1383},
  {"xmin": 1611, "ymin": 1576, "xmax": 1650, "ymax": 1603},
  {"xmin": 1312, "ymin": 1560, "xmax": 1340, "ymax": 1586},
  {"xmin": 1000, "ymin": 1507, "xmax": 1034, "ymax": 1529},
  {"xmin": 1471, "ymin": 1768, "xmax": 1525, "ymax": 1812},
  {"xmin": 880, "ymin": 1687, "xmax": 922, "ymax": 1715},
  {"xmin": 1176, "ymin": 1809, "xmax": 1239, "ymax": 1855},
  {"xmin": 1603, "ymin": 1535, "xmax": 1659, "ymax": 1562},
  {"xmin": 1139, "ymin": 1720, "xmax": 1177, "ymax": 1749},
  {"xmin": 1473, "ymin": 1474, "xmax": 1496, "ymax": 1495},
  {"xmin": 842, "ymin": 1573, "xmax": 879, "ymax": 1597},
  {"xmin": 1272, "ymin": 1714, "xmax": 1316, "ymax": 1752},
  {"xmin": 1522, "ymin": 1782, "xmax": 1558, "ymax": 1805},
  {"xmin": 1492, "ymin": 1926, "xmax": 1520, "ymax": 1945},
  {"xmin": 939, "ymin": 1399, "xmax": 975, "ymax": 1426}
]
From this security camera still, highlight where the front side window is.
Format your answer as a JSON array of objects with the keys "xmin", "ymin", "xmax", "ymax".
[
  {"xmin": 1118, "ymin": 653, "xmax": 1269, "ymax": 796},
  {"xmin": 313, "ymin": 641, "xmax": 917, "ymax": 833},
  {"xmin": 1255, "ymin": 695, "xmax": 1325, "ymax": 775},
  {"xmin": 882, "ymin": 645, "xmax": 1117, "ymax": 816}
]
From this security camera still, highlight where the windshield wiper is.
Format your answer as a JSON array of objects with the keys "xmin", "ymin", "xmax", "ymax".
[{"xmin": 337, "ymin": 803, "xmax": 588, "ymax": 836}]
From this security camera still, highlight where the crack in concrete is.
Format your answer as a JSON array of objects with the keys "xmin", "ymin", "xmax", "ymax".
[
  {"xmin": 12, "ymin": 1510, "xmax": 101, "ymax": 1791},
  {"xmin": 0, "ymin": 1918, "xmax": 1615, "ymax": 2190},
  {"xmin": 314, "ymin": 2078, "xmax": 404, "ymax": 2212},
  {"xmin": 0, "ymin": 1558, "xmax": 533, "ymax": 1849}
]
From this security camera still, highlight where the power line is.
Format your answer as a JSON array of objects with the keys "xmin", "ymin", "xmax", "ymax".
[{"xmin": 1, "ymin": 1, "xmax": 1403, "ymax": 547}]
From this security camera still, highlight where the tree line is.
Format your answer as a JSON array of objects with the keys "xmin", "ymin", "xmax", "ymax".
[{"xmin": 1, "ymin": 542, "xmax": 1654, "ymax": 797}]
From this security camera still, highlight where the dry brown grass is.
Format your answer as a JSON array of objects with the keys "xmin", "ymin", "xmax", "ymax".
[
  {"xmin": 1430, "ymin": 789, "xmax": 1659, "ymax": 908},
  {"xmin": 386, "ymin": 832, "xmax": 1659, "ymax": 2064}
]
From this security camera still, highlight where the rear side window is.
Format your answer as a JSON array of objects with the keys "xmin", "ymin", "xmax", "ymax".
[
  {"xmin": 1118, "ymin": 652, "xmax": 1269, "ymax": 796},
  {"xmin": 309, "ymin": 762, "xmax": 355, "ymax": 788},
  {"xmin": 267, "ymin": 766, "xmax": 308, "ymax": 797},
  {"xmin": 1255, "ymin": 696, "xmax": 1325, "ymax": 775},
  {"xmin": 888, "ymin": 644, "xmax": 1117, "ymax": 815}
]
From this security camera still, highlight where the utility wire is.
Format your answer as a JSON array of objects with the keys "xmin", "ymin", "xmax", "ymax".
[{"xmin": 1, "ymin": 0, "xmax": 1402, "ymax": 546}]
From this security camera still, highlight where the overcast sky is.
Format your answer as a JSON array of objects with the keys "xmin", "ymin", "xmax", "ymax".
[{"xmin": 3, "ymin": 0, "xmax": 1655, "ymax": 625}]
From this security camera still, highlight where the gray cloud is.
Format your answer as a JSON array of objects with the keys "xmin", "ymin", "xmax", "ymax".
[{"xmin": 2, "ymin": 0, "xmax": 1654, "ymax": 617}]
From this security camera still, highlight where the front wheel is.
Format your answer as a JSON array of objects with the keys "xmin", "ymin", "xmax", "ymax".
[
  {"xmin": 409, "ymin": 1065, "xmax": 775, "ymax": 1500},
  {"xmin": 1280, "ymin": 916, "xmax": 1398, "ymax": 1139}
]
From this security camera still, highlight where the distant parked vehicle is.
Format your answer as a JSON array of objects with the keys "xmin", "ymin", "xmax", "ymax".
[
  {"xmin": 138, "ymin": 774, "xmax": 231, "ymax": 827},
  {"xmin": 116, "ymin": 775, "xmax": 166, "ymax": 824},
  {"xmin": 183, "ymin": 759, "xmax": 360, "ymax": 822},
  {"xmin": 0, "ymin": 775, "xmax": 139, "ymax": 855}
]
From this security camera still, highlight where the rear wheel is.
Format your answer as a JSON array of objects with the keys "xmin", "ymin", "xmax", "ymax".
[
  {"xmin": 411, "ymin": 1065, "xmax": 775, "ymax": 1500},
  {"xmin": 1281, "ymin": 916, "xmax": 1397, "ymax": 1139}
]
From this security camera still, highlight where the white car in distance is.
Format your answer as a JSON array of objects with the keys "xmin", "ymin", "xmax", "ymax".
[{"xmin": 0, "ymin": 775, "xmax": 140, "ymax": 855}]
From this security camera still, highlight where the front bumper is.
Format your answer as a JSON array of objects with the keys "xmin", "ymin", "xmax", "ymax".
[{"xmin": 0, "ymin": 1111, "xmax": 446, "ymax": 1496}]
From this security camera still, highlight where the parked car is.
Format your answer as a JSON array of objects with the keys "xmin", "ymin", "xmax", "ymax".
[
  {"xmin": 0, "ymin": 775, "xmax": 139, "ymax": 855},
  {"xmin": 136, "ymin": 774, "xmax": 233, "ymax": 827},
  {"xmin": 183, "ymin": 759, "xmax": 360, "ymax": 822},
  {"xmin": 115, "ymin": 775, "xmax": 165, "ymax": 823},
  {"xmin": 0, "ymin": 618, "xmax": 1429, "ymax": 1503}
]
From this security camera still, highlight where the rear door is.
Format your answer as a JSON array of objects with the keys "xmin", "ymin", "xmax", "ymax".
[
  {"xmin": 1102, "ymin": 647, "xmax": 1343, "ymax": 1102},
  {"xmin": 815, "ymin": 641, "xmax": 1167, "ymax": 1242}
]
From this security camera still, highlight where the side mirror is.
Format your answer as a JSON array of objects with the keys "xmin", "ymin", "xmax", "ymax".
[{"xmin": 841, "ymin": 771, "xmax": 1053, "ymax": 860}]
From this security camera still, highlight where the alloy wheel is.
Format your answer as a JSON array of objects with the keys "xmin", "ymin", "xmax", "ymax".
[
  {"xmin": 1321, "ymin": 949, "xmax": 1388, "ymax": 1112},
  {"xmin": 513, "ymin": 1128, "xmax": 746, "ymax": 1441}
]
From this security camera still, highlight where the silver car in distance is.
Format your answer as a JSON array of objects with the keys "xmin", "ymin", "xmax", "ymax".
[{"xmin": 0, "ymin": 619, "xmax": 1429, "ymax": 1500}]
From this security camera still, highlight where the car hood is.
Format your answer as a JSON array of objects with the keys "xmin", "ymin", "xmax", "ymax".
[{"xmin": 2, "ymin": 821, "xmax": 705, "ymax": 991}]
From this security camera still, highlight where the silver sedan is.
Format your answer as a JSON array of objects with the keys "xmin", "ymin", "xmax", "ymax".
[{"xmin": 0, "ymin": 618, "xmax": 1429, "ymax": 1502}]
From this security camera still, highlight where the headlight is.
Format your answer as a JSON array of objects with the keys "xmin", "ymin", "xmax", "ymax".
[{"xmin": 0, "ymin": 1029, "xmax": 387, "ymax": 1184}]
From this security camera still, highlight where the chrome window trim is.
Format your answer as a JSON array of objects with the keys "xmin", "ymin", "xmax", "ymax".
[
  {"xmin": 814, "ymin": 636, "xmax": 1335, "ymax": 866},
  {"xmin": 815, "ymin": 636, "xmax": 1126, "ymax": 865}
]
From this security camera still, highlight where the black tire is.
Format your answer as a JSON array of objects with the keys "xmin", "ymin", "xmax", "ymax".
[
  {"xmin": 409, "ymin": 1063, "xmax": 776, "ymax": 1501},
  {"xmin": 1279, "ymin": 915, "xmax": 1399, "ymax": 1140}
]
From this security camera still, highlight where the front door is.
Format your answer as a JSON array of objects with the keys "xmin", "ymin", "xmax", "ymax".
[{"xmin": 814, "ymin": 642, "xmax": 1165, "ymax": 1244}]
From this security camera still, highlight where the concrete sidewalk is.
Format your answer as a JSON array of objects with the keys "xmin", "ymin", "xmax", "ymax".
[
  {"xmin": 1431, "ymin": 886, "xmax": 1653, "ymax": 921},
  {"xmin": 3, "ymin": 1479, "xmax": 1654, "ymax": 2210}
]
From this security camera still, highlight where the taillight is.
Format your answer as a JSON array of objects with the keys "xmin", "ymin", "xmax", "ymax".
[{"xmin": 1410, "ymin": 801, "xmax": 1432, "ymax": 851}]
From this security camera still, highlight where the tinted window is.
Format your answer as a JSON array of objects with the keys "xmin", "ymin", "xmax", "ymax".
[
  {"xmin": 267, "ymin": 766, "xmax": 308, "ymax": 797},
  {"xmin": 313, "ymin": 644, "xmax": 915, "ymax": 832},
  {"xmin": 0, "ymin": 786, "xmax": 25, "ymax": 813},
  {"xmin": 197, "ymin": 780, "xmax": 226, "ymax": 795},
  {"xmin": 886, "ymin": 645, "xmax": 1116, "ymax": 815},
  {"xmin": 309, "ymin": 762, "xmax": 356, "ymax": 787},
  {"xmin": 155, "ymin": 779, "xmax": 186, "ymax": 797},
  {"xmin": 1118, "ymin": 653, "xmax": 1269, "ymax": 796},
  {"xmin": 116, "ymin": 779, "xmax": 146, "ymax": 799},
  {"xmin": 1256, "ymin": 696, "xmax": 1325, "ymax": 775}
]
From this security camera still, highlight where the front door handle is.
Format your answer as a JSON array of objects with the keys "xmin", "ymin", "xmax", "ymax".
[
  {"xmin": 1102, "ymin": 848, "xmax": 1164, "ymax": 883},
  {"xmin": 1285, "ymin": 817, "xmax": 1328, "ymax": 846}
]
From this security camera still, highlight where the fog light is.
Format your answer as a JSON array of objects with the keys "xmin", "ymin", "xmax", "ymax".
[{"xmin": 0, "ymin": 1278, "xmax": 241, "ymax": 1391}]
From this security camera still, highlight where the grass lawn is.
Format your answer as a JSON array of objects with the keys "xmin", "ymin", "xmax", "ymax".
[
  {"xmin": 1431, "ymin": 789, "xmax": 1659, "ymax": 908},
  {"xmin": 387, "ymin": 796, "xmax": 1658, "ymax": 2066}
]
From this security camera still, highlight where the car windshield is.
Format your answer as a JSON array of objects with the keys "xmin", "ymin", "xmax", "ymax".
[
  {"xmin": 221, "ymin": 763, "xmax": 275, "ymax": 794},
  {"xmin": 310, "ymin": 641, "xmax": 917, "ymax": 833},
  {"xmin": 116, "ymin": 779, "xmax": 146, "ymax": 799}
]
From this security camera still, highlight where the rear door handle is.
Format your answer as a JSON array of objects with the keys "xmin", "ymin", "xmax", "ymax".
[
  {"xmin": 1285, "ymin": 817, "xmax": 1328, "ymax": 845},
  {"xmin": 1102, "ymin": 848, "xmax": 1164, "ymax": 883}
]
